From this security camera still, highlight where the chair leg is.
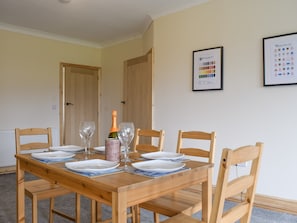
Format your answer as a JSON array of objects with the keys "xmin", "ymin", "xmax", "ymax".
[
  {"xmin": 131, "ymin": 205, "xmax": 139, "ymax": 223},
  {"xmin": 49, "ymin": 197, "xmax": 54, "ymax": 223},
  {"xmin": 134, "ymin": 205, "xmax": 141, "ymax": 223},
  {"xmin": 96, "ymin": 201, "xmax": 103, "ymax": 223},
  {"xmin": 32, "ymin": 195, "xmax": 38, "ymax": 223},
  {"xmin": 154, "ymin": 212, "xmax": 160, "ymax": 223},
  {"xmin": 75, "ymin": 194, "xmax": 81, "ymax": 223},
  {"xmin": 91, "ymin": 200, "xmax": 105, "ymax": 223},
  {"xmin": 130, "ymin": 206, "xmax": 135, "ymax": 223},
  {"xmin": 91, "ymin": 200, "xmax": 95, "ymax": 223}
]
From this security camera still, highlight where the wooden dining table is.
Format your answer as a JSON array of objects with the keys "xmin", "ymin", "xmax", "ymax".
[{"xmin": 16, "ymin": 152, "xmax": 213, "ymax": 223}]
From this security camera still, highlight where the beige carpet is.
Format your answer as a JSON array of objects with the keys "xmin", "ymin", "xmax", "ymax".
[{"xmin": 1, "ymin": 173, "xmax": 297, "ymax": 223}]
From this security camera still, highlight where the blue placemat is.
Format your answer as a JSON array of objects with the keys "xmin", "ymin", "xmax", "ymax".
[
  {"xmin": 129, "ymin": 167, "xmax": 190, "ymax": 178},
  {"xmin": 33, "ymin": 157, "xmax": 76, "ymax": 164},
  {"xmin": 66, "ymin": 168, "xmax": 123, "ymax": 177}
]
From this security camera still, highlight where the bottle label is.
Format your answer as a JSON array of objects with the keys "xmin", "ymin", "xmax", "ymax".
[{"xmin": 105, "ymin": 138, "xmax": 120, "ymax": 162}]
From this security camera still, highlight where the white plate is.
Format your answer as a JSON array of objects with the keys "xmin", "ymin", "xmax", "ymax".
[
  {"xmin": 141, "ymin": 151, "xmax": 184, "ymax": 160},
  {"xmin": 94, "ymin": 146, "xmax": 125, "ymax": 152},
  {"xmin": 65, "ymin": 159, "xmax": 120, "ymax": 173},
  {"xmin": 50, "ymin": 145, "xmax": 84, "ymax": 152},
  {"xmin": 132, "ymin": 160, "xmax": 185, "ymax": 173},
  {"xmin": 31, "ymin": 151, "xmax": 75, "ymax": 161}
]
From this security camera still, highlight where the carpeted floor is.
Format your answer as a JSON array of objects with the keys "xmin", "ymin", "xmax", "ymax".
[{"xmin": 1, "ymin": 173, "xmax": 296, "ymax": 223}]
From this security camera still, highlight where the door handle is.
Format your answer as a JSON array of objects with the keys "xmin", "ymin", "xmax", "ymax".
[
  {"xmin": 121, "ymin": 101, "xmax": 126, "ymax": 104},
  {"xmin": 66, "ymin": 102, "xmax": 74, "ymax": 106}
]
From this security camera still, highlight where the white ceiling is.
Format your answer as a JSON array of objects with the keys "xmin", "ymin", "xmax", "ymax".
[{"xmin": 0, "ymin": 0, "xmax": 208, "ymax": 47}]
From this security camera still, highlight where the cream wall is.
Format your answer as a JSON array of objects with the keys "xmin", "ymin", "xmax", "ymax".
[
  {"xmin": 100, "ymin": 38, "xmax": 144, "ymax": 142},
  {"xmin": 0, "ymin": 30, "xmax": 101, "ymax": 130},
  {"xmin": 0, "ymin": 29, "xmax": 145, "ymax": 163},
  {"xmin": 153, "ymin": 0, "xmax": 297, "ymax": 200},
  {"xmin": 142, "ymin": 22, "xmax": 154, "ymax": 54}
]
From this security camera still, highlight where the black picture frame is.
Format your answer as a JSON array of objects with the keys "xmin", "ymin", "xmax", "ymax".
[
  {"xmin": 263, "ymin": 32, "xmax": 297, "ymax": 86},
  {"xmin": 192, "ymin": 46, "xmax": 223, "ymax": 91}
]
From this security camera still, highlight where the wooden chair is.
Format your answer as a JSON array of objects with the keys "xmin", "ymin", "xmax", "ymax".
[
  {"xmin": 138, "ymin": 130, "xmax": 216, "ymax": 223},
  {"xmin": 160, "ymin": 142, "xmax": 264, "ymax": 223},
  {"xmin": 92, "ymin": 128, "xmax": 165, "ymax": 223},
  {"xmin": 15, "ymin": 128, "xmax": 81, "ymax": 223},
  {"xmin": 132, "ymin": 128, "xmax": 165, "ymax": 153}
]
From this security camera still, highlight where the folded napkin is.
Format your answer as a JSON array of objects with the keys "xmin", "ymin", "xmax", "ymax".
[{"xmin": 129, "ymin": 167, "xmax": 190, "ymax": 178}]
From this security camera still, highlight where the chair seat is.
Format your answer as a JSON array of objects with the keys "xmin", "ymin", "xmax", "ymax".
[
  {"xmin": 140, "ymin": 189, "xmax": 202, "ymax": 217},
  {"xmin": 25, "ymin": 179, "xmax": 71, "ymax": 200}
]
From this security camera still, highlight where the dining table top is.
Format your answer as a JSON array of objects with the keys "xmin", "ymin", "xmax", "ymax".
[{"xmin": 16, "ymin": 150, "xmax": 213, "ymax": 223}]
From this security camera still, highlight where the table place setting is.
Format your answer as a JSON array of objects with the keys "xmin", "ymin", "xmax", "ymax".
[
  {"xmin": 128, "ymin": 159, "xmax": 190, "ymax": 178},
  {"xmin": 31, "ymin": 151, "xmax": 76, "ymax": 163},
  {"xmin": 65, "ymin": 159, "xmax": 122, "ymax": 177}
]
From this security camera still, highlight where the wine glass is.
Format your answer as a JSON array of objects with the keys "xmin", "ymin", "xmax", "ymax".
[
  {"xmin": 118, "ymin": 122, "xmax": 135, "ymax": 169},
  {"xmin": 79, "ymin": 121, "xmax": 96, "ymax": 158}
]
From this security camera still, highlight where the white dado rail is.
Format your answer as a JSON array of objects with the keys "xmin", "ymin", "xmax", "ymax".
[{"xmin": 0, "ymin": 128, "xmax": 59, "ymax": 168}]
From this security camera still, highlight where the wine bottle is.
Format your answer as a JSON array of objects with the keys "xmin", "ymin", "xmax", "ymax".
[
  {"xmin": 106, "ymin": 110, "xmax": 120, "ymax": 162},
  {"xmin": 108, "ymin": 110, "xmax": 119, "ymax": 138}
]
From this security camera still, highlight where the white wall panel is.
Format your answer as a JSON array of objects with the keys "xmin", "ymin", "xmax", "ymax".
[{"xmin": 0, "ymin": 128, "xmax": 59, "ymax": 167}]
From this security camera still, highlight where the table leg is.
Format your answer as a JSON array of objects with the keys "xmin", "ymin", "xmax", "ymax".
[
  {"xmin": 16, "ymin": 161, "xmax": 25, "ymax": 223},
  {"xmin": 201, "ymin": 167, "xmax": 212, "ymax": 223},
  {"xmin": 112, "ymin": 191, "xmax": 127, "ymax": 223}
]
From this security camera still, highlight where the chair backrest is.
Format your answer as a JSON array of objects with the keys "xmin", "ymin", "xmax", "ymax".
[
  {"xmin": 176, "ymin": 131, "xmax": 216, "ymax": 163},
  {"xmin": 132, "ymin": 128, "xmax": 165, "ymax": 153},
  {"xmin": 210, "ymin": 142, "xmax": 264, "ymax": 223},
  {"xmin": 15, "ymin": 128, "xmax": 53, "ymax": 154}
]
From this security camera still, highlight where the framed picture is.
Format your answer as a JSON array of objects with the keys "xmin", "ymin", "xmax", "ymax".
[
  {"xmin": 192, "ymin": 46, "xmax": 223, "ymax": 91},
  {"xmin": 263, "ymin": 32, "xmax": 297, "ymax": 86}
]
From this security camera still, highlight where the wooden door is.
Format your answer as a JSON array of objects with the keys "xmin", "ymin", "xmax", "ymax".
[
  {"xmin": 123, "ymin": 49, "xmax": 152, "ymax": 142},
  {"xmin": 60, "ymin": 63, "xmax": 100, "ymax": 146}
]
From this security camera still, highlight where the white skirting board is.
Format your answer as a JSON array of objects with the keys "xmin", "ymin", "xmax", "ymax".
[{"xmin": 0, "ymin": 128, "xmax": 59, "ymax": 167}]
